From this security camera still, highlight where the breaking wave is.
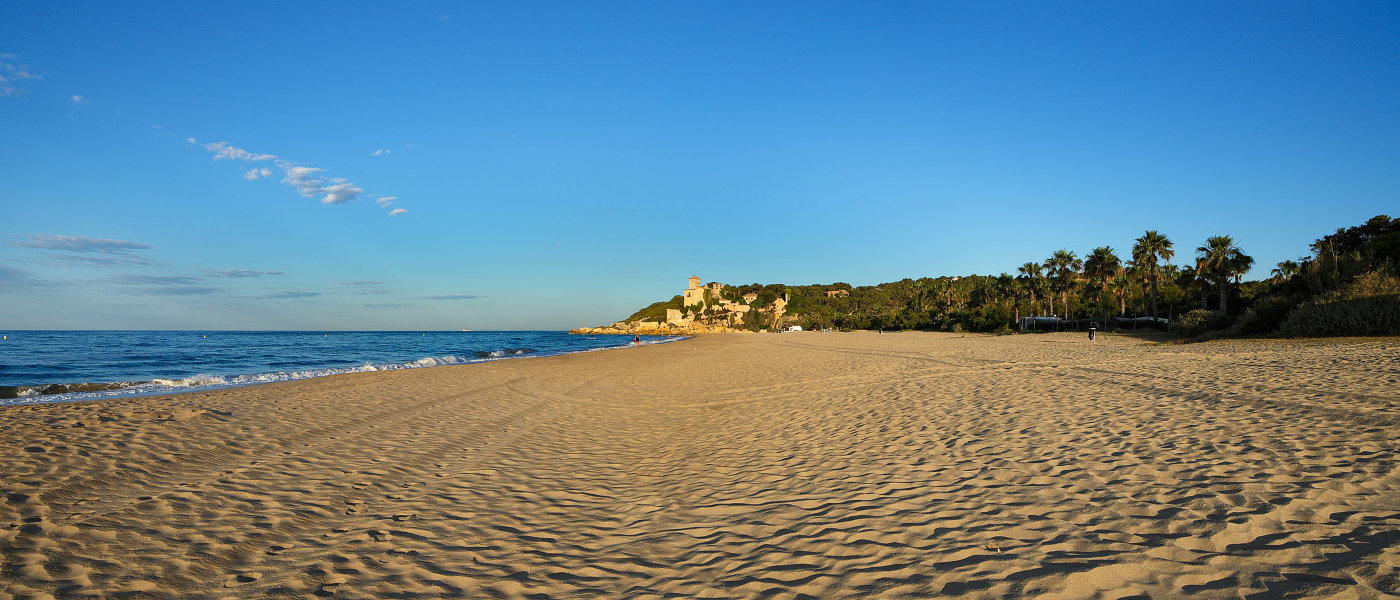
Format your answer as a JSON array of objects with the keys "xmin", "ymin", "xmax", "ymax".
[
  {"xmin": 474, "ymin": 348, "xmax": 535, "ymax": 358},
  {"xmin": 0, "ymin": 332, "xmax": 686, "ymax": 406}
]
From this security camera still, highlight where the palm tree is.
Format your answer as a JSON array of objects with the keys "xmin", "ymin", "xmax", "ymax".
[
  {"xmin": 1110, "ymin": 271, "xmax": 1133, "ymax": 317},
  {"xmin": 996, "ymin": 273, "xmax": 1017, "ymax": 324},
  {"xmin": 1132, "ymin": 230, "xmax": 1174, "ymax": 319},
  {"xmin": 1035, "ymin": 276, "xmax": 1052, "ymax": 316},
  {"xmin": 909, "ymin": 279, "xmax": 928, "ymax": 314},
  {"xmin": 1161, "ymin": 263, "xmax": 1183, "ymax": 318},
  {"xmin": 1084, "ymin": 246, "xmax": 1123, "ymax": 322},
  {"xmin": 1271, "ymin": 260, "xmax": 1301, "ymax": 283},
  {"xmin": 1178, "ymin": 263, "xmax": 1209, "ymax": 310},
  {"xmin": 1195, "ymin": 235, "xmax": 1254, "ymax": 314},
  {"xmin": 1125, "ymin": 261, "xmax": 1149, "ymax": 316},
  {"xmin": 1017, "ymin": 262, "xmax": 1042, "ymax": 316},
  {"xmin": 1044, "ymin": 249, "xmax": 1081, "ymax": 319}
]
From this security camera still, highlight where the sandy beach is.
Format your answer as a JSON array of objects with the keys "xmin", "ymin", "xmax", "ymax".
[{"xmin": 2, "ymin": 332, "xmax": 1398, "ymax": 599}]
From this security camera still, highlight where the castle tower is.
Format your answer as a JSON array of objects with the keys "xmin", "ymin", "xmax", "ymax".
[{"xmin": 683, "ymin": 275, "xmax": 704, "ymax": 307}]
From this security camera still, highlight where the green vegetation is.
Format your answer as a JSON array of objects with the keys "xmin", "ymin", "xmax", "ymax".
[
  {"xmin": 625, "ymin": 295, "xmax": 682, "ymax": 323},
  {"xmin": 1133, "ymin": 230, "xmax": 1174, "ymax": 319},
  {"xmin": 1279, "ymin": 270, "xmax": 1400, "ymax": 337},
  {"xmin": 623, "ymin": 215, "xmax": 1399, "ymax": 339},
  {"xmin": 1196, "ymin": 235, "xmax": 1254, "ymax": 315},
  {"xmin": 1169, "ymin": 309, "xmax": 1230, "ymax": 337}
]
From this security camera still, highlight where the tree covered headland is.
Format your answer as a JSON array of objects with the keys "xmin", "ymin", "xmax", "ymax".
[{"xmin": 626, "ymin": 215, "xmax": 1400, "ymax": 338}]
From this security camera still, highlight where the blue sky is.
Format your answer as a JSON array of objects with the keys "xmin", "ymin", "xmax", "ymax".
[{"xmin": 2, "ymin": 2, "xmax": 1396, "ymax": 330}]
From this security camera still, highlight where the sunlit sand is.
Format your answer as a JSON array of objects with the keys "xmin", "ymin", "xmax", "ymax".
[{"xmin": 2, "ymin": 332, "xmax": 1397, "ymax": 598}]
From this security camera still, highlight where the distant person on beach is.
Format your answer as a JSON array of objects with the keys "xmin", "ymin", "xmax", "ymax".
[
  {"xmin": 1089, "ymin": 326, "xmax": 1097, "ymax": 341},
  {"xmin": 634, "ymin": 334, "xmax": 641, "ymax": 346}
]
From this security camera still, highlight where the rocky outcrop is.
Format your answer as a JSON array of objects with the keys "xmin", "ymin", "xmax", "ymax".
[
  {"xmin": 572, "ymin": 275, "xmax": 774, "ymax": 336},
  {"xmin": 569, "ymin": 320, "xmax": 748, "ymax": 336}
]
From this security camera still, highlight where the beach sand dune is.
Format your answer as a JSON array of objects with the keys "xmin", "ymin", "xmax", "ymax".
[{"xmin": 2, "ymin": 332, "xmax": 1398, "ymax": 599}]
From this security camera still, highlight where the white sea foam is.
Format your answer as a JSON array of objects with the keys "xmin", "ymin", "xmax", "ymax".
[
  {"xmin": 150, "ymin": 374, "xmax": 229, "ymax": 387},
  {"xmin": 0, "ymin": 336, "xmax": 689, "ymax": 407}
]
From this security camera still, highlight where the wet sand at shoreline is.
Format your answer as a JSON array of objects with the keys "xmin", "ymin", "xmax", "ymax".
[{"xmin": 2, "ymin": 331, "xmax": 1398, "ymax": 599}]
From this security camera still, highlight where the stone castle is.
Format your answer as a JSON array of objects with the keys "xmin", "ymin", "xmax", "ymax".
[{"xmin": 570, "ymin": 275, "xmax": 787, "ymax": 335}]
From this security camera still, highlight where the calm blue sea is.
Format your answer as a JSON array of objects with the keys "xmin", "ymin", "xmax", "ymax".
[{"xmin": 0, "ymin": 330, "xmax": 681, "ymax": 406}]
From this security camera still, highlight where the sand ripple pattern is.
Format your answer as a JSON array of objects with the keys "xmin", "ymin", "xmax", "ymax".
[{"xmin": 2, "ymin": 332, "xmax": 1399, "ymax": 599}]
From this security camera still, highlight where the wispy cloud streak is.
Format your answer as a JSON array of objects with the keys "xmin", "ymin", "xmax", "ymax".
[
  {"xmin": 201, "ymin": 268, "xmax": 284, "ymax": 278},
  {"xmin": 111, "ymin": 274, "xmax": 221, "ymax": 296},
  {"xmin": 204, "ymin": 141, "xmax": 275, "ymax": 161},
  {"xmin": 13, "ymin": 234, "xmax": 153, "ymax": 255},
  {"xmin": 0, "ymin": 55, "xmax": 40, "ymax": 98},
  {"xmin": 46, "ymin": 254, "xmax": 157, "ymax": 267},
  {"xmin": 11, "ymin": 234, "xmax": 160, "ymax": 267},
  {"xmin": 0, "ymin": 264, "xmax": 35, "ymax": 282},
  {"xmin": 339, "ymin": 281, "xmax": 395, "ymax": 295},
  {"xmin": 116, "ymin": 274, "xmax": 201, "ymax": 285},
  {"xmin": 258, "ymin": 291, "xmax": 320, "ymax": 299}
]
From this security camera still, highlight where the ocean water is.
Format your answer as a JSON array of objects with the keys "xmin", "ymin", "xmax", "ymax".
[{"xmin": 0, "ymin": 330, "xmax": 682, "ymax": 406}]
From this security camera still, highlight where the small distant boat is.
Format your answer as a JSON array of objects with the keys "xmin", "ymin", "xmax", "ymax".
[{"xmin": 461, "ymin": 329, "xmax": 471, "ymax": 332}]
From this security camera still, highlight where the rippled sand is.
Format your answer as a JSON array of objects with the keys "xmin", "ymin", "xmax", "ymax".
[{"xmin": 2, "ymin": 332, "xmax": 1398, "ymax": 599}]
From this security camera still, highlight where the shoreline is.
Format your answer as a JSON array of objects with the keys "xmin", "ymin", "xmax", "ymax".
[
  {"xmin": 0, "ymin": 332, "xmax": 687, "ymax": 407},
  {"xmin": 3, "ymin": 332, "xmax": 1397, "ymax": 598}
]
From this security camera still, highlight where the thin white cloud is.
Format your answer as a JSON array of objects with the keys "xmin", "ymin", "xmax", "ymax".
[
  {"xmin": 70, "ymin": 94, "xmax": 85, "ymax": 105},
  {"xmin": 133, "ymin": 286, "xmax": 221, "ymax": 296},
  {"xmin": 12, "ymin": 234, "xmax": 153, "ymax": 255},
  {"xmin": 116, "ymin": 274, "xmax": 201, "ymax": 285},
  {"xmin": 372, "ymin": 149, "xmax": 390, "ymax": 156},
  {"xmin": 193, "ymin": 140, "xmax": 402, "ymax": 216},
  {"xmin": 11, "ymin": 235, "xmax": 162, "ymax": 269},
  {"xmin": 423, "ymin": 294, "xmax": 482, "ymax": 300},
  {"xmin": 282, "ymin": 166, "xmax": 326, "ymax": 197},
  {"xmin": 201, "ymin": 268, "xmax": 283, "ymax": 278},
  {"xmin": 204, "ymin": 141, "xmax": 275, "ymax": 162},
  {"xmin": 111, "ymin": 274, "xmax": 221, "ymax": 296},
  {"xmin": 0, "ymin": 55, "xmax": 40, "ymax": 98},
  {"xmin": 339, "ymin": 281, "xmax": 395, "ymax": 295},
  {"xmin": 0, "ymin": 263, "xmax": 55, "ymax": 292},
  {"xmin": 259, "ymin": 291, "xmax": 320, "ymax": 299},
  {"xmin": 320, "ymin": 182, "xmax": 363, "ymax": 204},
  {"xmin": 0, "ymin": 264, "xmax": 35, "ymax": 282},
  {"xmin": 46, "ymin": 254, "xmax": 157, "ymax": 267},
  {"xmin": 375, "ymin": 196, "xmax": 405, "ymax": 216}
]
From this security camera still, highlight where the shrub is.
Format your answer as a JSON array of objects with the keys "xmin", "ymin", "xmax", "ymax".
[
  {"xmin": 1169, "ymin": 309, "xmax": 1231, "ymax": 337},
  {"xmin": 1279, "ymin": 269, "xmax": 1400, "ymax": 337},
  {"xmin": 1231, "ymin": 295, "xmax": 1300, "ymax": 336},
  {"xmin": 1347, "ymin": 269, "xmax": 1400, "ymax": 297},
  {"xmin": 1279, "ymin": 295, "xmax": 1400, "ymax": 337},
  {"xmin": 626, "ymin": 295, "xmax": 683, "ymax": 323}
]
